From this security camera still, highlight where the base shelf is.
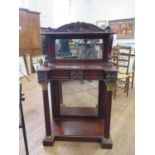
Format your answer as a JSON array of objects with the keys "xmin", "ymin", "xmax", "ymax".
[
  {"xmin": 43, "ymin": 118, "xmax": 112, "ymax": 149},
  {"xmin": 52, "ymin": 118, "xmax": 105, "ymax": 137}
]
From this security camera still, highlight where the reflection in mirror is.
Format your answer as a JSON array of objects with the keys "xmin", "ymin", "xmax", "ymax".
[
  {"xmin": 55, "ymin": 39, "xmax": 103, "ymax": 59},
  {"xmin": 61, "ymin": 80, "xmax": 98, "ymax": 107}
]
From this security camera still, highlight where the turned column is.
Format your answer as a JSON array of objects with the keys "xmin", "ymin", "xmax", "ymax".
[
  {"xmin": 101, "ymin": 72, "xmax": 116, "ymax": 149},
  {"xmin": 40, "ymin": 82, "xmax": 53, "ymax": 146},
  {"xmin": 98, "ymin": 80, "xmax": 106, "ymax": 118},
  {"xmin": 104, "ymin": 82, "xmax": 114, "ymax": 138}
]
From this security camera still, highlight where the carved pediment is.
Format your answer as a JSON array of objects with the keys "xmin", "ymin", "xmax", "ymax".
[{"xmin": 54, "ymin": 22, "xmax": 111, "ymax": 32}]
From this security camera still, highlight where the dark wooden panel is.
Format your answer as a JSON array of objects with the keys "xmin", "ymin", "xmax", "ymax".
[
  {"xmin": 98, "ymin": 80, "xmax": 106, "ymax": 118},
  {"xmin": 50, "ymin": 70, "xmax": 103, "ymax": 80},
  {"xmin": 54, "ymin": 136, "xmax": 102, "ymax": 142},
  {"xmin": 53, "ymin": 118, "xmax": 105, "ymax": 136},
  {"xmin": 42, "ymin": 89, "xmax": 52, "ymax": 136},
  {"xmin": 61, "ymin": 107, "xmax": 97, "ymax": 117}
]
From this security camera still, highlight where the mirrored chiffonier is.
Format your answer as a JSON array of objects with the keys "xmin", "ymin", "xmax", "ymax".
[{"xmin": 37, "ymin": 22, "xmax": 117, "ymax": 149}]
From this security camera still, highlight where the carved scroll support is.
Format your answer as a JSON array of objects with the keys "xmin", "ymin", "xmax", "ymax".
[
  {"xmin": 104, "ymin": 71, "xmax": 117, "ymax": 92},
  {"xmin": 40, "ymin": 82, "xmax": 48, "ymax": 90},
  {"xmin": 70, "ymin": 70, "xmax": 84, "ymax": 80},
  {"xmin": 105, "ymin": 81, "xmax": 115, "ymax": 91}
]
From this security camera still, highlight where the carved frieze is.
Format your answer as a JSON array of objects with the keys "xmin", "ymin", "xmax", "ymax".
[
  {"xmin": 70, "ymin": 70, "xmax": 84, "ymax": 80},
  {"xmin": 54, "ymin": 22, "xmax": 111, "ymax": 33}
]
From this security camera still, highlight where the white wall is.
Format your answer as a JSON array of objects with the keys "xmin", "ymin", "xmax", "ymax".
[
  {"xmin": 20, "ymin": 0, "xmax": 134, "ymax": 28},
  {"xmin": 87, "ymin": 0, "xmax": 135, "ymax": 46},
  {"xmin": 20, "ymin": 0, "xmax": 91, "ymax": 28},
  {"xmin": 88, "ymin": 0, "xmax": 135, "ymax": 24},
  {"xmin": 28, "ymin": 0, "xmax": 54, "ymax": 27},
  {"xmin": 70, "ymin": 0, "xmax": 90, "ymax": 23}
]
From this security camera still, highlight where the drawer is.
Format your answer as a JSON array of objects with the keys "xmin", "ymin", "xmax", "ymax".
[{"xmin": 50, "ymin": 70, "xmax": 104, "ymax": 80}]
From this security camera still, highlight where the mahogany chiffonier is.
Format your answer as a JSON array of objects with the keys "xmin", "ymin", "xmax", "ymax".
[{"xmin": 37, "ymin": 22, "xmax": 117, "ymax": 149}]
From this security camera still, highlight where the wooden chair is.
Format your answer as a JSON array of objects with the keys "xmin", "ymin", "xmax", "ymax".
[{"xmin": 112, "ymin": 45, "xmax": 133, "ymax": 99}]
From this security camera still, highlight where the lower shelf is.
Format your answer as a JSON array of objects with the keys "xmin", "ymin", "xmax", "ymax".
[
  {"xmin": 52, "ymin": 118, "xmax": 105, "ymax": 137},
  {"xmin": 43, "ymin": 118, "xmax": 112, "ymax": 149}
]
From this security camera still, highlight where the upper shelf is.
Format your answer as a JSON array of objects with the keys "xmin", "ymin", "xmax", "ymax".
[{"xmin": 41, "ymin": 22, "xmax": 115, "ymax": 36}]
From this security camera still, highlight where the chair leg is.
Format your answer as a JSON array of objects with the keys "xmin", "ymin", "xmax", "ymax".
[
  {"xmin": 124, "ymin": 83, "xmax": 127, "ymax": 93},
  {"xmin": 126, "ymin": 77, "xmax": 130, "ymax": 97},
  {"xmin": 131, "ymin": 72, "xmax": 134, "ymax": 88},
  {"xmin": 124, "ymin": 78, "xmax": 128, "ymax": 93}
]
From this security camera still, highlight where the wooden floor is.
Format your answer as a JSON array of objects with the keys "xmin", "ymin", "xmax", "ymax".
[{"xmin": 19, "ymin": 73, "xmax": 135, "ymax": 155}]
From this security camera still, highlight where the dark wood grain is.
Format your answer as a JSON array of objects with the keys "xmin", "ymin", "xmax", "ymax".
[
  {"xmin": 61, "ymin": 107, "xmax": 97, "ymax": 117},
  {"xmin": 42, "ymin": 89, "xmax": 52, "ymax": 136},
  {"xmin": 98, "ymin": 81, "xmax": 106, "ymax": 118},
  {"xmin": 53, "ymin": 118, "xmax": 105, "ymax": 136},
  {"xmin": 50, "ymin": 81, "xmax": 61, "ymax": 118},
  {"xmin": 104, "ymin": 91, "xmax": 112, "ymax": 138}
]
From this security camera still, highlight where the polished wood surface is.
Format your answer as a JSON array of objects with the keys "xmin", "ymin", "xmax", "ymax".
[
  {"xmin": 61, "ymin": 107, "xmax": 97, "ymax": 117},
  {"xmin": 19, "ymin": 9, "xmax": 30, "ymax": 51},
  {"xmin": 42, "ymin": 89, "xmax": 52, "ymax": 137},
  {"xmin": 53, "ymin": 118, "xmax": 105, "ymax": 136},
  {"xmin": 19, "ymin": 8, "xmax": 41, "ymax": 56},
  {"xmin": 48, "ymin": 62, "xmax": 116, "ymax": 70},
  {"xmin": 20, "ymin": 74, "xmax": 134, "ymax": 155}
]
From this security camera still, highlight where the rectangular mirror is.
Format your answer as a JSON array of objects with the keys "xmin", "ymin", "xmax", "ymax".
[
  {"xmin": 55, "ymin": 39, "xmax": 103, "ymax": 59},
  {"xmin": 60, "ymin": 80, "xmax": 98, "ymax": 117}
]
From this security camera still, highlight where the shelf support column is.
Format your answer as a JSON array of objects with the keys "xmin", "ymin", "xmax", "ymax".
[
  {"xmin": 102, "ymin": 76, "xmax": 115, "ymax": 149},
  {"xmin": 40, "ymin": 82, "xmax": 54, "ymax": 146}
]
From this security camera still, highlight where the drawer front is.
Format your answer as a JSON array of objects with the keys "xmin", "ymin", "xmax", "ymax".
[
  {"xmin": 50, "ymin": 70, "xmax": 104, "ymax": 80},
  {"xmin": 84, "ymin": 70, "xmax": 103, "ymax": 79}
]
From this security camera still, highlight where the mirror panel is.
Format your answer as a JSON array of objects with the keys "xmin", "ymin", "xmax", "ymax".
[
  {"xmin": 62, "ymin": 80, "xmax": 98, "ymax": 107},
  {"xmin": 55, "ymin": 39, "xmax": 103, "ymax": 59}
]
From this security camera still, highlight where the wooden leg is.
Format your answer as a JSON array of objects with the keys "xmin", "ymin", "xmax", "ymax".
[
  {"xmin": 43, "ymin": 136, "xmax": 54, "ymax": 146},
  {"xmin": 131, "ymin": 72, "xmax": 134, "ymax": 88},
  {"xmin": 104, "ymin": 90, "xmax": 112, "ymax": 138},
  {"xmin": 124, "ymin": 78, "xmax": 127, "ymax": 93},
  {"xmin": 98, "ymin": 80, "xmax": 106, "ymax": 118},
  {"xmin": 101, "ymin": 136, "xmax": 113, "ymax": 149},
  {"xmin": 101, "ymin": 86, "xmax": 113, "ymax": 149},
  {"xmin": 126, "ymin": 77, "xmax": 130, "ymax": 97},
  {"xmin": 40, "ymin": 83, "xmax": 54, "ymax": 146}
]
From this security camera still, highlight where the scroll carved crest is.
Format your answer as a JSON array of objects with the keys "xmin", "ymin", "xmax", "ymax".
[{"xmin": 54, "ymin": 22, "xmax": 111, "ymax": 32}]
